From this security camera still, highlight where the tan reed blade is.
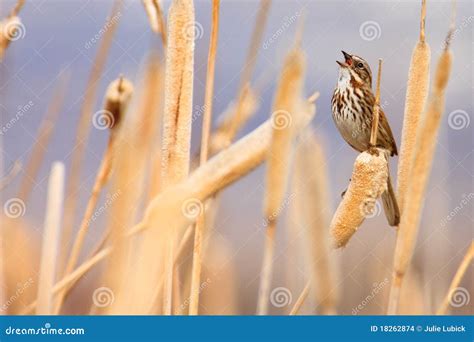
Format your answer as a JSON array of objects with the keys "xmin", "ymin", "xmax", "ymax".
[
  {"xmin": 189, "ymin": 0, "xmax": 220, "ymax": 316},
  {"xmin": 36, "ymin": 162, "xmax": 65, "ymax": 314}
]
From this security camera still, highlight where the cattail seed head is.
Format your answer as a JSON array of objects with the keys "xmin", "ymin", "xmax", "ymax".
[{"xmin": 103, "ymin": 76, "xmax": 134, "ymax": 131}]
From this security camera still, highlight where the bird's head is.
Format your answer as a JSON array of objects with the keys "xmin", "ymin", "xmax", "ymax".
[{"xmin": 337, "ymin": 51, "xmax": 373, "ymax": 87}]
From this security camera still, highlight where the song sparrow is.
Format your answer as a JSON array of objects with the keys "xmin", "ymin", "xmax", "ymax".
[{"xmin": 331, "ymin": 51, "xmax": 400, "ymax": 226}]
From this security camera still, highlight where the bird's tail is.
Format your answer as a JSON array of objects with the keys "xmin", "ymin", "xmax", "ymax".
[{"xmin": 382, "ymin": 172, "xmax": 400, "ymax": 226}]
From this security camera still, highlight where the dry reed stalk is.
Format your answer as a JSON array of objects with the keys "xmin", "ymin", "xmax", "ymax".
[
  {"xmin": 101, "ymin": 60, "xmax": 162, "ymax": 315},
  {"xmin": 289, "ymin": 280, "xmax": 311, "ymax": 315},
  {"xmin": 397, "ymin": 0, "xmax": 431, "ymax": 213},
  {"xmin": 16, "ymin": 77, "xmax": 68, "ymax": 202},
  {"xmin": 293, "ymin": 129, "xmax": 337, "ymax": 314},
  {"xmin": 188, "ymin": 0, "xmax": 220, "ymax": 316},
  {"xmin": 388, "ymin": 32, "xmax": 453, "ymax": 315},
  {"xmin": 21, "ymin": 103, "xmax": 316, "ymax": 314},
  {"xmin": 60, "ymin": 0, "xmax": 122, "ymax": 274},
  {"xmin": 330, "ymin": 60, "xmax": 387, "ymax": 248},
  {"xmin": 161, "ymin": 0, "xmax": 195, "ymax": 315},
  {"xmin": 436, "ymin": 242, "xmax": 473, "ymax": 315},
  {"xmin": 398, "ymin": 268, "xmax": 426, "ymax": 315},
  {"xmin": 0, "ymin": 0, "xmax": 25, "ymax": 60},
  {"xmin": 54, "ymin": 77, "xmax": 133, "ymax": 314},
  {"xmin": 142, "ymin": 0, "xmax": 167, "ymax": 46},
  {"xmin": 257, "ymin": 47, "xmax": 306, "ymax": 315},
  {"xmin": 226, "ymin": 0, "xmax": 271, "ymax": 140},
  {"xmin": 36, "ymin": 162, "xmax": 65, "ymax": 314}
]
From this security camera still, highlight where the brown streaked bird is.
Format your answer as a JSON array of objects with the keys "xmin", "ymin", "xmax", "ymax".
[{"xmin": 331, "ymin": 50, "xmax": 400, "ymax": 226}]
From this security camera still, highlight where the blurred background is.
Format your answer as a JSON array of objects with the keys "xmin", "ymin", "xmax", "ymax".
[{"xmin": 0, "ymin": 0, "xmax": 472, "ymax": 315}]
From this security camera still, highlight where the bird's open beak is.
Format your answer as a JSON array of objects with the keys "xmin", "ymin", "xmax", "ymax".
[{"xmin": 337, "ymin": 50, "xmax": 352, "ymax": 68}]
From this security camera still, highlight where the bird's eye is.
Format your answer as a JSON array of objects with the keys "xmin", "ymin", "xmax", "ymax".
[{"xmin": 357, "ymin": 63, "xmax": 364, "ymax": 68}]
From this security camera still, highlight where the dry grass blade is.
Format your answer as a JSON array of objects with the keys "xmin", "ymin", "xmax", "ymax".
[
  {"xmin": 60, "ymin": 0, "xmax": 123, "ymax": 276},
  {"xmin": 36, "ymin": 162, "xmax": 65, "ymax": 314},
  {"xmin": 436, "ymin": 242, "xmax": 473, "ymax": 315},
  {"xmin": 397, "ymin": 0, "xmax": 431, "ymax": 213},
  {"xmin": 142, "ymin": 0, "xmax": 167, "ymax": 46},
  {"xmin": 257, "ymin": 46, "xmax": 306, "ymax": 315},
  {"xmin": 289, "ymin": 280, "xmax": 311, "ymax": 315},
  {"xmin": 189, "ymin": 0, "xmax": 220, "ymax": 316},
  {"xmin": 54, "ymin": 77, "xmax": 133, "ymax": 314},
  {"xmin": 0, "ymin": 160, "xmax": 21, "ymax": 191},
  {"xmin": 388, "ymin": 29, "xmax": 454, "ymax": 315},
  {"xmin": 369, "ymin": 59, "xmax": 382, "ymax": 147}
]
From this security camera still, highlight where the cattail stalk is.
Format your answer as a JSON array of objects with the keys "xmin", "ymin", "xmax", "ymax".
[
  {"xmin": 54, "ymin": 77, "xmax": 133, "ymax": 314},
  {"xmin": 257, "ymin": 47, "xmax": 306, "ymax": 315},
  {"xmin": 397, "ymin": 0, "xmax": 431, "ymax": 213},
  {"xmin": 388, "ymin": 30, "xmax": 454, "ymax": 315},
  {"xmin": 161, "ymin": 0, "xmax": 195, "ymax": 315},
  {"xmin": 189, "ymin": 0, "xmax": 219, "ymax": 316},
  {"xmin": 36, "ymin": 162, "xmax": 65, "ymax": 314},
  {"xmin": 436, "ymin": 242, "xmax": 474, "ymax": 315}
]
